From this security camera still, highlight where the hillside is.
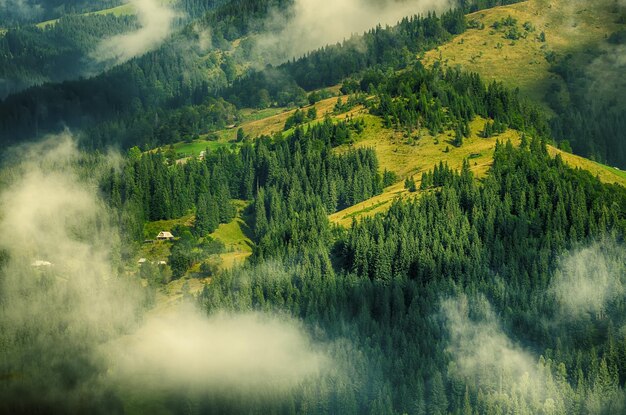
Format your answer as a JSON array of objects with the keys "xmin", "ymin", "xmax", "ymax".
[
  {"xmin": 328, "ymin": 114, "xmax": 626, "ymax": 225},
  {"xmin": 35, "ymin": 3, "xmax": 137, "ymax": 28},
  {"xmin": 422, "ymin": 0, "xmax": 623, "ymax": 110},
  {"xmin": 421, "ymin": 0, "xmax": 626, "ymax": 167},
  {"xmin": 3, "ymin": 1, "xmax": 626, "ymax": 414},
  {"xmin": 161, "ymin": 96, "xmax": 626, "ymax": 227}
]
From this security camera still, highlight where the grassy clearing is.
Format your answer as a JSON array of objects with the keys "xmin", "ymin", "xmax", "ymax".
[
  {"xmin": 547, "ymin": 147, "xmax": 626, "ymax": 188},
  {"xmin": 421, "ymin": 0, "xmax": 622, "ymax": 111},
  {"xmin": 330, "ymin": 114, "xmax": 626, "ymax": 226},
  {"xmin": 139, "ymin": 202, "xmax": 253, "ymax": 315},
  {"xmin": 137, "ymin": 214, "xmax": 194, "ymax": 266},
  {"xmin": 172, "ymin": 140, "xmax": 234, "ymax": 158},
  {"xmin": 208, "ymin": 200, "xmax": 254, "ymax": 270},
  {"xmin": 340, "ymin": 115, "xmax": 516, "ymax": 179},
  {"xmin": 331, "ymin": 116, "xmax": 518, "ymax": 225},
  {"xmin": 143, "ymin": 213, "xmax": 194, "ymax": 241},
  {"xmin": 211, "ymin": 200, "xmax": 254, "ymax": 267},
  {"xmin": 161, "ymin": 94, "xmax": 357, "ymax": 160},
  {"xmin": 239, "ymin": 107, "xmax": 286, "ymax": 123},
  {"xmin": 232, "ymin": 96, "xmax": 342, "ymax": 139}
]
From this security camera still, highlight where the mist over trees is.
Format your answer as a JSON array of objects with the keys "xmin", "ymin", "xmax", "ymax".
[{"xmin": 1, "ymin": 0, "xmax": 625, "ymax": 413}]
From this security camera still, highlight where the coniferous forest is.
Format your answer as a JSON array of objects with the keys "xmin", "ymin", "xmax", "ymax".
[{"xmin": 0, "ymin": 0, "xmax": 625, "ymax": 414}]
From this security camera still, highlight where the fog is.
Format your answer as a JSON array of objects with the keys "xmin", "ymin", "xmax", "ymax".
[
  {"xmin": 443, "ymin": 295, "xmax": 542, "ymax": 390},
  {"xmin": 91, "ymin": 0, "xmax": 179, "ymax": 67},
  {"xmin": 108, "ymin": 308, "xmax": 327, "ymax": 393},
  {"xmin": 0, "ymin": 0, "xmax": 43, "ymax": 21},
  {"xmin": 0, "ymin": 134, "xmax": 330, "ymax": 412},
  {"xmin": 254, "ymin": 0, "xmax": 455, "ymax": 64},
  {"xmin": 443, "ymin": 294, "xmax": 570, "ymax": 413},
  {"xmin": 549, "ymin": 241, "xmax": 626, "ymax": 318},
  {"xmin": 444, "ymin": 241, "xmax": 626, "ymax": 412}
]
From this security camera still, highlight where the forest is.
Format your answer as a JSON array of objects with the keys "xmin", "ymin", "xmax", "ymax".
[
  {"xmin": 0, "ymin": 0, "xmax": 524, "ymax": 152},
  {"xmin": 0, "ymin": 0, "xmax": 625, "ymax": 414},
  {"xmin": 86, "ymin": 60, "xmax": 626, "ymax": 413}
]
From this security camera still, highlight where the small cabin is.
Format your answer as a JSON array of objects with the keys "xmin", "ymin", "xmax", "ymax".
[
  {"xmin": 157, "ymin": 260, "xmax": 167, "ymax": 266},
  {"xmin": 156, "ymin": 231, "xmax": 174, "ymax": 241},
  {"xmin": 138, "ymin": 258, "xmax": 147, "ymax": 265}
]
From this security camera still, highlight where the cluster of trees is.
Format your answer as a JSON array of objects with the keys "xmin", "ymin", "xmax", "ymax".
[
  {"xmin": 194, "ymin": 138, "xmax": 626, "ymax": 414},
  {"xmin": 102, "ymin": 116, "xmax": 383, "ymax": 264},
  {"xmin": 86, "ymin": 97, "xmax": 239, "ymax": 149},
  {"xmin": 0, "ymin": 14, "xmax": 138, "ymax": 98},
  {"xmin": 548, "ymin": 51, "xmax": 626, "ymax": 168},
  {"xmin": 481, "ymin": 118, "xmax": 507, "ymax": 137},
  {"xmin": 225, "ymin": 9, "xmax": 466, "ymax": 108},
  {"xmin": 0, "ymin": 0, "xmax": 124, "ymax": 26},
  {"xmin": 364, "ymin": 64, "xmax": 547, "ymax": 140},
  {"xmin": 283, "ymin": 107, "xmax": 317, "ymax": 130}
]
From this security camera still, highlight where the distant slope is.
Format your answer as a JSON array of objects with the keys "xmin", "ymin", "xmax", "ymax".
[
  {"xmin": 420, "ymin": 0, "xmax": 626, "ymax": 168},
  {"xmin": 421, "ymin": 0, "xmax": 623, "ymax": 110},
  {"xmin": 36, "ymin": 4, "xmax": 136, "ymax": 28},
  {"xmin": 162, "ymin": 92, "xmax": 351, "ymax": 159}
]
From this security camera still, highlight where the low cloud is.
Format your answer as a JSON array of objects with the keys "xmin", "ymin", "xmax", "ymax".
[
  {"xmin": 0, "ymin": 133, "xmax": 330, "ymax": 412},
  {"xmin": 108, "ymin": 308, "xmax": 328, "ymax": 393},
  {"xmin": 443, "ymin": 294, "xmax": 569, "ymax": 413},
  {"xmin": 549, "ymin": 241, "xmax": 626, "ymax": 318},
  {"xmin": 254, "ymin": 0, "xmax": 455, "ymax": 64},
  {"xmin": 443, "ymin": 295, "xmax": 539, "ymax": 390},
  {"xmin": 91, "ymin": 0, "xmax": 179, "ymax": 67}
]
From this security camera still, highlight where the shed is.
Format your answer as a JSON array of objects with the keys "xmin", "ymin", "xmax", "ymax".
[{"xmin": 156, "ymin": 231, "xmax": 174, "ymax": 241}]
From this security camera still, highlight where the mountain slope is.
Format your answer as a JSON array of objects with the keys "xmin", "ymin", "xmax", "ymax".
[
  {"xmin": 422, "ymin": 0, "xmax": 623, "ymax": 110},
  {"xmin": 420, "ymin": 0, "xmax": 626, "ymax": 167}
]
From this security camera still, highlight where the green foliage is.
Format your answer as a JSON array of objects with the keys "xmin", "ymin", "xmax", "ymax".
[
  {"xmin": 366, "ymin": 65, "xmax": 548, "ymax": 140},
  {"xmin": 404, "ymin": 176, "xmax": 417, "ymax": 192},
  {"xmin": 197, "ymin": 139, "xmax": 626, "ymax": 413},
  {"xmin": 548, "ymin": 46, "xmax": 626, "ymax": 168},
  {"xmin": 0, "ymin": 13, "xmax": 137, "ymax": 99}
]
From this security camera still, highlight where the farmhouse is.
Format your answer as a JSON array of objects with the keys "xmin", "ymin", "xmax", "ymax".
[{"xmin": 156, "ymin": 231, "xmax": 175, "ymax": 241}]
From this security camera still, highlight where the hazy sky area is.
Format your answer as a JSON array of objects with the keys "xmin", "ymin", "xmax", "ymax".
[
  {"xmin": 255, "ymin": 0, "xmax": 455, "ymax": 63},
  {"xmin": 91, "ymin": 0, "xmax": 179, "ymax": 67}
]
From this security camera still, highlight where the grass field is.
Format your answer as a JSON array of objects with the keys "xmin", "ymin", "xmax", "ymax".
[
  {"xmin": 143, "ymin": 213, "xmax": 194, "ymax": 241},
  {"xmin": 547, "ymin": 147, "xmax": 626, "ymax": 187},
  {"xmin": 162, "ymin": 94, "xmax": 357, "ymax": 160},
  {"xmin": 172, "ymin": 140, "xmax": 234, "ymax": 158},
  {"xmin": 330, "ymin": 116, "xmax": 518, "ymax": 225},
  {"xmin": 421, "ymin": 0, "xmax": 623, "ymax": 110},
  {"xmin": 330, "ymin": 114, "xmax": 626, "ymax": 226},
  {"xmin": 210, "ymin": 200, "xmax": 254, "ymax": 270},
  {"xmin": 36, "ymin": 3, "xmax": 136, "ymax": 28}
]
